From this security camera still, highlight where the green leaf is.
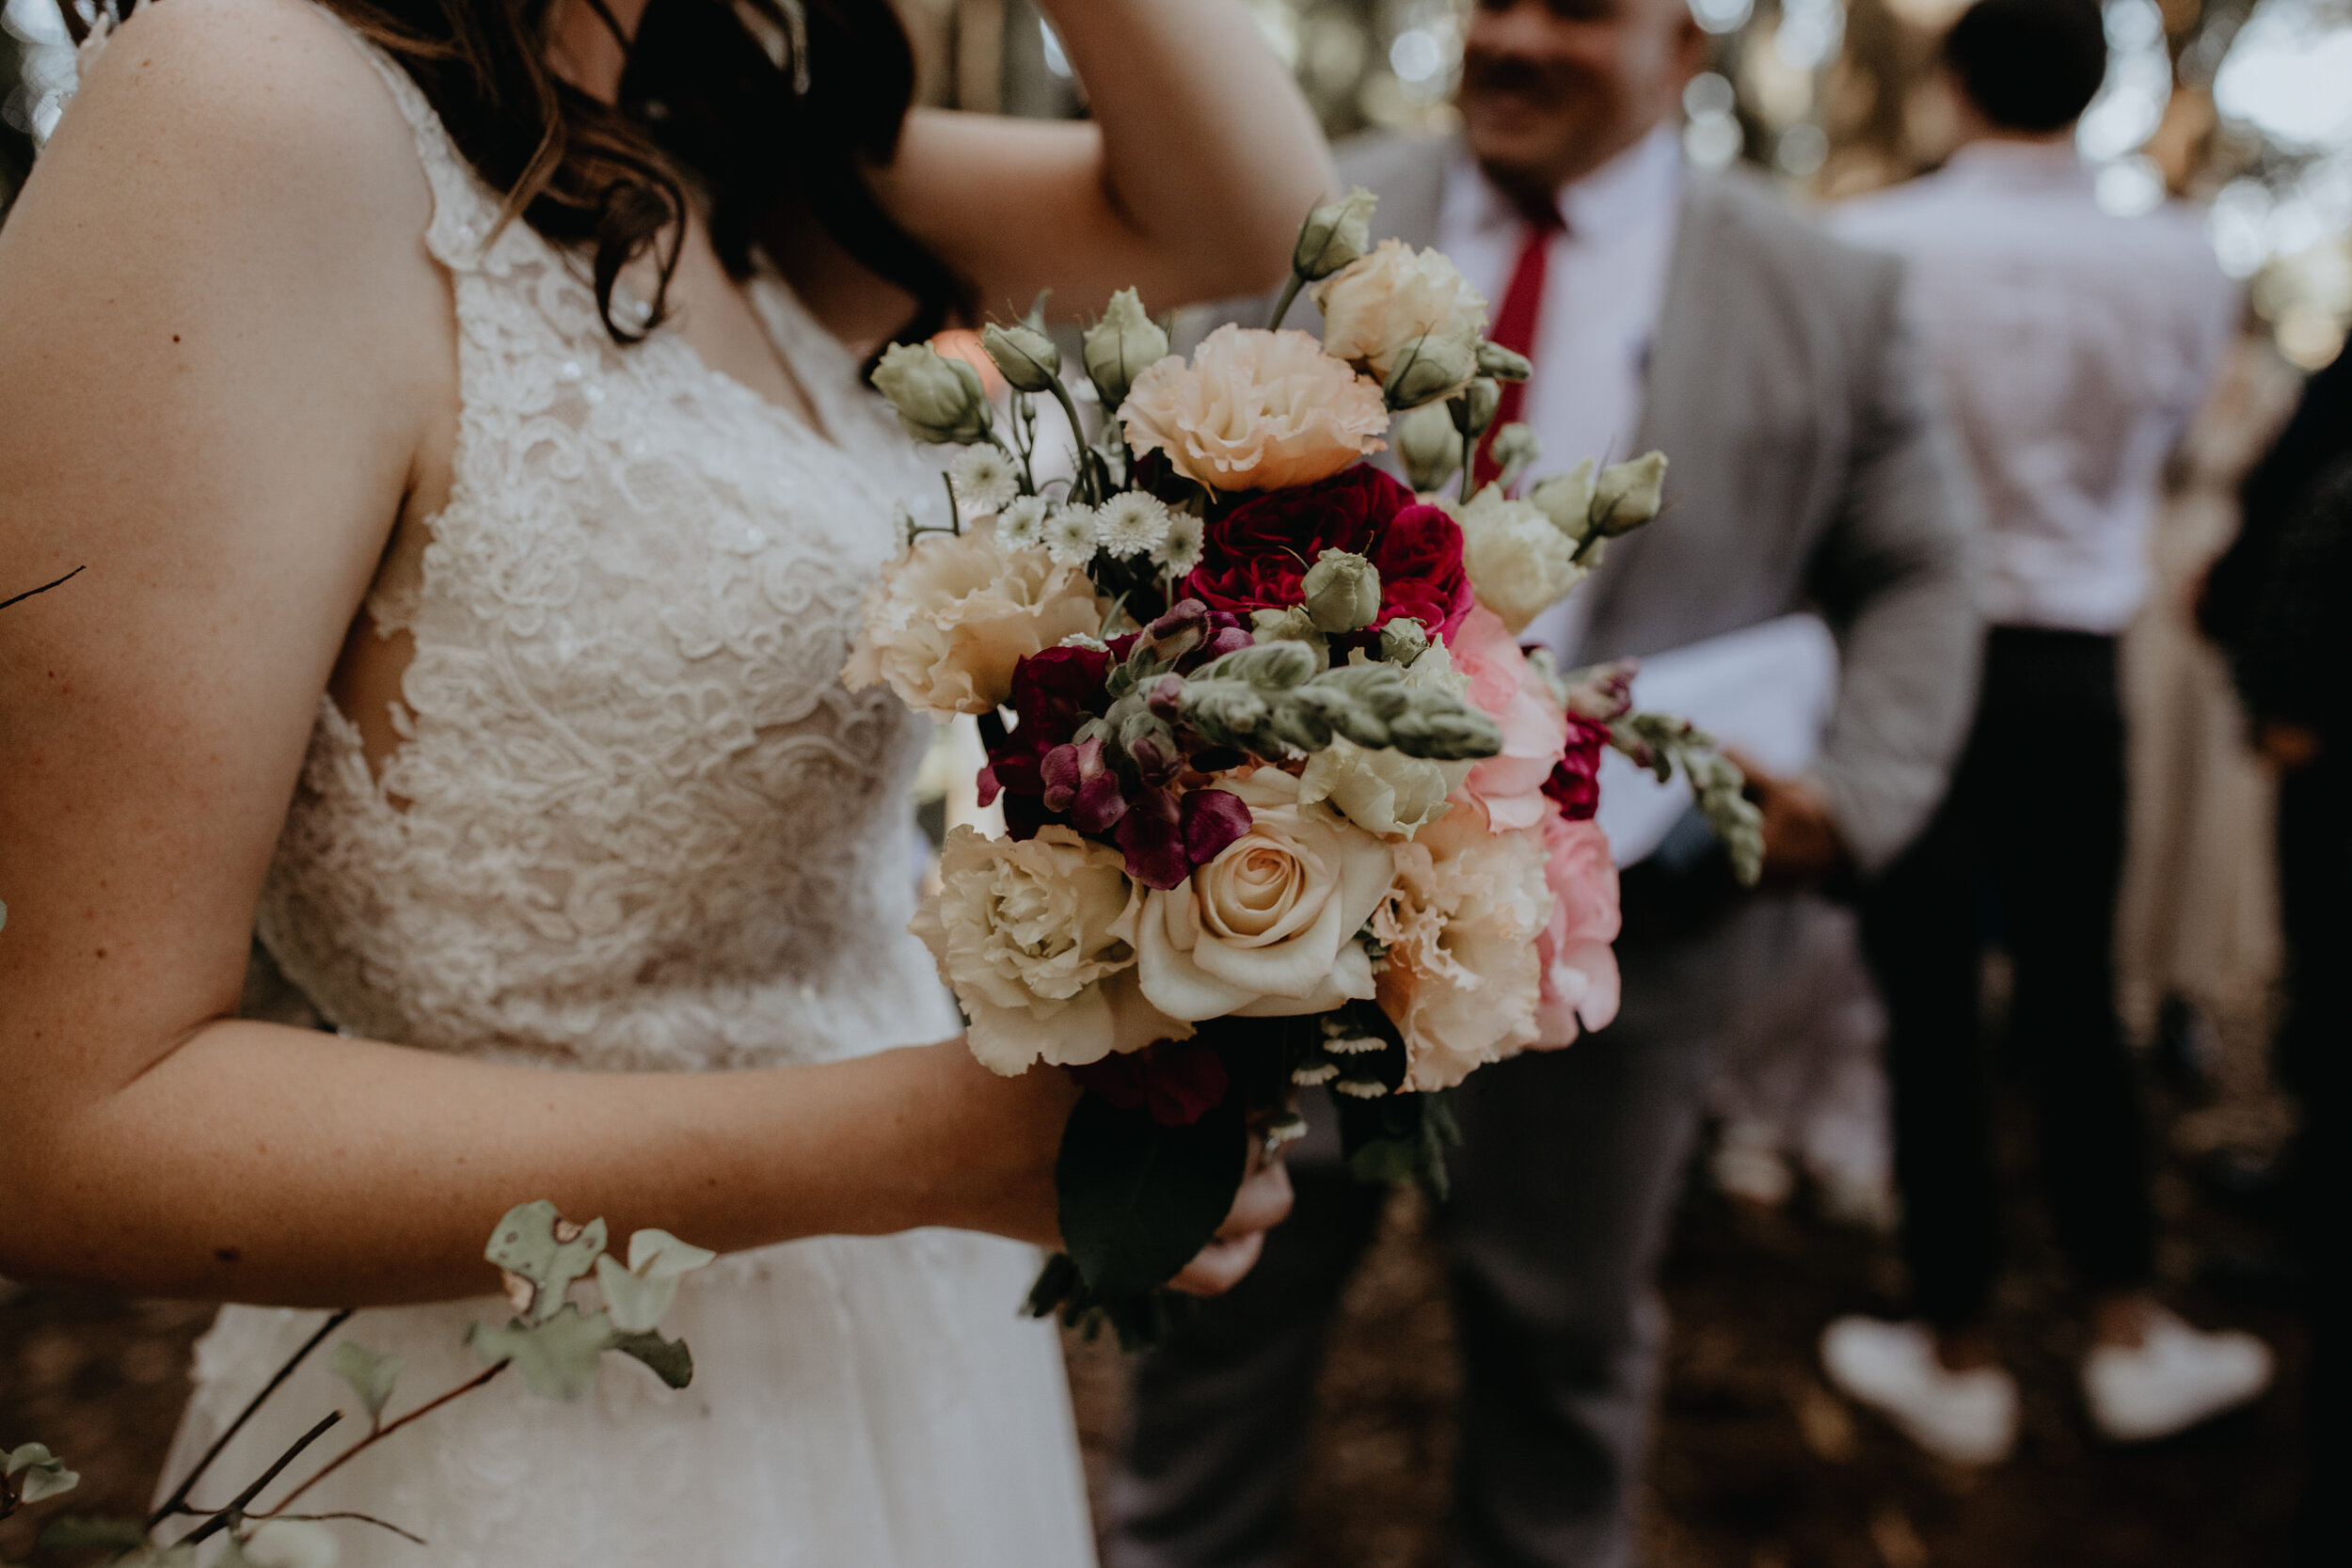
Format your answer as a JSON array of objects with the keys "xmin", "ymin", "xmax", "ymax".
[
  {"xmin": 624, "ymin": 1228, "xmax": 717, "ymax": 1282},
  {"xmin": 1056, "ymin": 1090, "xmax": 1247, "ymax": 1300},
  {"xmin": 35, "ymin": 1514, "xmax": 149, "ymax": 1550},
  {"xmin": 328, "ymin": 1340, "xmax": 403, "ymax": 1419},
  {"xmin": 609, "ymin": 1329, "xmax": 693, "ymax": 1389},
  {"xmin": 3, "ymin": 1444, "xmax": 56, "ymax": 1477},
  {"xmin": 593, "ymin": 1255, "xmax": 677, "ymax": 1335},
  {"xmin": 467, "ymin": 1305, "xmax": 614, "ymax": 1401},
  {"xmin": 4, "ymin": 1444, "xmax": 76, "ymax": 1503},
  {"xmin": 483, "ymin": 1202, "xmax": 607, "ymax": 1323}
]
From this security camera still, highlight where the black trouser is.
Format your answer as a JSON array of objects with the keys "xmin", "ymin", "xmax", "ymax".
[{"xmin": 1859, "ymin": 626, "xmax": 2153, "ymax": 1328}]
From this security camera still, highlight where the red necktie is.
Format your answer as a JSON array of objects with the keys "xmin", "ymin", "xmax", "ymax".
[{"xmin": 1473, "ymin": 207, "xmax": 1565, "ymax": 491}]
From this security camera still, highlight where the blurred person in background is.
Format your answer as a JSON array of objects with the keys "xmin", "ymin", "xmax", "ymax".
[
  {"xmin": 1820, "ymin": 0, "xmax": 2267, "ymax": 1467},
  {"xmin": 2203, "ymin": 341, "xmax": 2352, "ymax": 1566},
  {"xmin": 1107, "ymin": 1, "xmax": 1979, "ymax": 1563}
]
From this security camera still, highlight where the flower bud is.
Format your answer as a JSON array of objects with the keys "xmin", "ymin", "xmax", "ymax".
[
  {"xmin": 1449, "ymin": 377, "xmax": 1502, "ymax": 442},
  {"xmin": 1083, "ymin": 288, "xmax": 1170, "ymax": 413},
  {"xmin": 1593, "ymin": 451, "xmax": 1668, "ymax": 536},
  {"xmin": 1476, "ymin": 341, "xmax": 1533, "ymax": 382},
  {"xmin": 1488, "ymin": 422, "xmax": 1540, "ymax": 486},
  {"xmin": 871, "ymin": 342, "xmax": 992, "ymax": 444},
  {"xmin": 1383, "ymin": 325, "xmax": 1482, "ymax": 411},
  {"xmin": 1529, "ymin": 458, "xmax": 1597, "ymax": 542},
  {"xmin": 981, "ymin": 320, "xmax": 1062, "ymax": 395},
  {"xmin": 1390, "ymin": 403, "xmax": 1460, "ymax": 495},
  {"xmin": 1249, "ymin": 606, "xmax": 1331, "ymax": 660},
  {"xmin": 1378, "ymin": 617, "xmax": 1429, "ymax": 664},
  {"xmin": 1200, "ymin": 639, "xmax": 1319, "ymax": 692},
  {"xmin": 1386, "ymin": 698, "xmax": 1505, "ymax": 761},
  {"xmin": 1301, "ymin": 549, "xmax": 1382, "ymax": 634},
  {"xmin": 1291, "ymin": 185, "xmax": 1378, "ymax": 281}
]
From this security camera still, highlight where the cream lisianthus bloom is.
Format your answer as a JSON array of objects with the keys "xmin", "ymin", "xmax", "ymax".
[
  {"xmin": 913, "ymin": 826, "xmax": 1190, "ymax": 1075},
  {"xmin": 1311, "ymin": 239, "xmax": 1490, "ymax": 386},
  {"xmin": 1112, "ymin": 768, "xmax": 1393, "ymax": 1022},
  {"xmin": 842, "ymin": 517, "xmax": 1103, "ymax": 716},
  {"xmin": 1296, "ymin": 646, "xmax": 1474, "ymax": 838},
  {"xmin": 1454, "ymin": 485, "xmax": 1585, "ymax": 636},
  {"xmin": 1374, "ymin": 809, "xmax": 1551, "ymax": 1093},
  {"xmin": 1119, "ymin": 325, "xmax": 1387, "ymax": 493}
]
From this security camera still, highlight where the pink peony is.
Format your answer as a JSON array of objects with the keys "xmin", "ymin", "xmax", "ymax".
[
  {"xmin": 1447, "ymin": 606, "xmax": 1569, "ymax": 832},
  {"xmin": 1119, "ymin": 325, "xmax": 1388, "ymax": 494},
  {"xmin": 1532, "ymin": 815, "xmax": 1621, "ymax": 1046}
]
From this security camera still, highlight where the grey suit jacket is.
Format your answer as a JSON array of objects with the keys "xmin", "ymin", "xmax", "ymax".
[{"xmin": 1321, "ymin": 134, "xmax": 1984, "ymax": 874}]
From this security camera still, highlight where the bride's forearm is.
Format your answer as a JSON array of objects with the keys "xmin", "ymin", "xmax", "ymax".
[{"xmin": 0, "ymin": 1019, "xmax": 1065, "ymax": 1306}]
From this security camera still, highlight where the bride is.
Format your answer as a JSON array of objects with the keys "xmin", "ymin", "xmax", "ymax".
[{"xmin": 0, "ymin": 0, "xmax": 1328, "ymax": 1560}]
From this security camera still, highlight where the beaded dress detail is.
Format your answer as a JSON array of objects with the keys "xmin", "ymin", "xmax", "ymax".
[{"xmin": 158, "ymin": 23, "xmax": 1097, "ymax": 1567}]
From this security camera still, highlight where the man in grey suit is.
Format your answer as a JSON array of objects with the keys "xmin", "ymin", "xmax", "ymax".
[{"xmin": 1106, "ymin": 2, "xmax": 1979, "ymax": 1566}]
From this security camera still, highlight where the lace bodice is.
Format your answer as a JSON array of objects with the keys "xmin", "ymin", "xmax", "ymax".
[{"xmin": 259, "ymin": 37, "xmax": 960, "ymax": 1072}]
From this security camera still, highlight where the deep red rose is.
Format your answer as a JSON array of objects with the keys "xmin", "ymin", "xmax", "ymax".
[
  {"xmin": 1181, "ymin": 466, "xmax": 1472, "ymax": 639},
  {"xmin": 1542, "ymin": 713, "xmax": 1612, "ymax": 822},
  {"xmin": 1071, "ymin": 1037, "xmax": 1232, "ymax": 1128}
]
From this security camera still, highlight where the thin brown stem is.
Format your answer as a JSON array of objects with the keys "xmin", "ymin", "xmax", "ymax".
[
  {"xmin": 259, "ymin": 1362, "xmax": 508, "ymax": 1520},
  {"xmin": 175, "ymin": 1412, "xmax": 342, "ymax": 1548},
  {"xmin": 273, "ymin": 1511, "xmax": 428, "ymax": 1546},
  {"xmin": 150, "ymin": 1308, "xmax": 353, "ymax": 1528}
]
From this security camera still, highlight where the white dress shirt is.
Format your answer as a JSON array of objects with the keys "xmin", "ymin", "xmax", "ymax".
[
  {"xmin": 1435, "ymin": 126, "xmax": 1685, "ymax": 661},
  {"xmin": 1829, "ymin": 141, "xmax": 2237, "ymax": 633}
]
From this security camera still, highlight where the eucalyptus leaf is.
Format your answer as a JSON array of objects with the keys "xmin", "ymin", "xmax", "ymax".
[
  {"xmin": 623, "ymin": 1228, "xmax": 717, "ymax": 1282},
  {"xmin": 593, "ymin": 1255, "xmax": 678, "ymax": 1336},
  {"xmin": 35, "ymin": 1514, "xmax": 149, "ymax": 1550},
  {"xmin": 483, "ymin": 1202, "xmax": 608, "ymax": 1323},
  {"xmin": 328, "ymin": 1341, "xmax": 403, "ymax": 1420},
  {"xmin": 1057, "ymin": 1091, "xmax": 1247, "ymax": 1300},
  {"xmin": 610, "ymin": 1329, "xmax": 694, "ymax": 1390},
  {"xmin": 467, "ymin": 1305, "xmax": 614, "ymax": 1401}
]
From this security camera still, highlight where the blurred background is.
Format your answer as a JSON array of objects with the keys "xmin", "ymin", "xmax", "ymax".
[{"xmin": 4, "ymin": 2, "xmax": 2344, "ymax": 1564}]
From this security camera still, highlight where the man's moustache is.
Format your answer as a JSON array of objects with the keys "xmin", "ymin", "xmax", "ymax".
[{"xmin": 1461, "ymin": 55, "xmax": 1567, "ymax": 98}]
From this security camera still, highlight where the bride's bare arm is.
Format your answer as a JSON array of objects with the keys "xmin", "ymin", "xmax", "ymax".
[
  {"xmin": 863, "ymin": 0, "xmax": 1337, "ymax": 319},
  {"xmin": 0, "ymin": 0, "xmax": 1090, "ymax": 1305}
]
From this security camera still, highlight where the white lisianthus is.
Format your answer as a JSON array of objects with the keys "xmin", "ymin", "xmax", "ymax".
[
  {"xmin": 949, "ymin": 445, "xmax": 1021, "ymax": 513},
  {"xmin": 1095, "ymin": 491, "xmax": 1172, "ymax": 559},
  {"xmin": 1045, "ymin": 504, "xmax": 1100, "ymax": 566},
  {"xmin": 913, "ymin": 826, "xmax": 1190, "ymax": 1074},
  {"xmin": 1311, "ymin": 239, "xmax": 1489, "ymax": 386},
  {"xmin": 1529, "ymin": 457, "xmax": 1597, "ymax": 542},
  {"xmin": 1297, "ymin": 646, "xmax": 1474, "ymax": 837},
  {"xmin": 1454, "ymin": 485, "xmax": 1586, "ymax": 636},
  {"xmin": 996, "ymin": 495, "xmax": 1050, "ymax": 552},
  {"xmin": 1110, "ymin": 768, "xmax": 1393, "ymax": 1022},
  {"xmin": 1152, "ymin": 512, "xmax": 1206, "ymax": 575},
  {"xmin": 1593, "ymin": 451, "xmax": 1669, "ymax": 535}
]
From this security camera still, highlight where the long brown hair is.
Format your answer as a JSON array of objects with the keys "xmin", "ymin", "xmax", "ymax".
[{"xmin": 68, "ymin": 0, "xmax": 970, "ymax": 346}]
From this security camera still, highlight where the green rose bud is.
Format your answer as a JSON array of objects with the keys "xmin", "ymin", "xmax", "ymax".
[
  {"xmin": 1449, "ymin": 377, "xmax": 1502, "ymax": 440},
  {"xmin": 1292, "ymin": 185, "xmax": 1378, "ymax": 281},
  {"xmin": 1081, "ymin": 288, "xmax": 1169, "ymax": 413},
  {"xmin": 1488, "ymin": 422, "xmax": 1540, "ymax": 487},
  {"xmin": 1476, "ymin": 341, "xmax": 1534, "ymax": 382},
  {"xmin": 1393, "ymin": 403, "xmax": 1462, "ymax": 494},
  {"xmin": 871, "ymin": 342, "xmax": 992, "ymax": 444},
  {"xmin": 981, "ymin": 320, "xmax": 1063, "ymax": 395},
  {"xmin": 1378, "ymin": 617, "xmax": 1429, "ymax": 664},
  {"xmin": 1301, "ymin": 548, "xmax": 1383, "ymax": 634},
  {"xmin": 1530, "ymin": 457, "xmax": 1597, "ymax": 542},
  {"xmin": 1383, "ymin": 325, "xmax": 1482, "ymax": 411},
  {"xmin": 1593, "ymin": 451, "xmax": 1669, "ymax": 536}
]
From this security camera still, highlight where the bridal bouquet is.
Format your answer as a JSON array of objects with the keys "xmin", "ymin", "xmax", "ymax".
[{"xmin": 847, "ymin": 191, "xmax": 1759, "ymax": 1342}]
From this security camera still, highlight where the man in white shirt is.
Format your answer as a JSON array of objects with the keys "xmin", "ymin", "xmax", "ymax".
[
  {"xmin": 1108, "ymin": 3, "xmax": 1979, "ymax": 1564},
  {"xmin": 1819, "ymin": 0, "xmax": 2269, "ymax": 1468}
]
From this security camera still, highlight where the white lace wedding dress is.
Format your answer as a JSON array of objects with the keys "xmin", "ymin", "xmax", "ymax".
[{"xmin": 157, "ymin": 24, "xmax": 1098, "ymax": 1568}]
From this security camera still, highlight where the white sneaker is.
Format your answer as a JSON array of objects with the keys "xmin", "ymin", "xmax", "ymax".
[
  {"xmin": 2082, "ymin": 1307, "xmax": 2273, "ymax": 1443},
  {"xmin": 1820, "ymin": 1316, "xmax": 2019, "ymax": 1465}
]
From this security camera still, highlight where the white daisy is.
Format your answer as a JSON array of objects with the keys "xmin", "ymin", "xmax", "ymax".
[
  {"xmin": 1094, "ymin": 491, "xmax": 1172, "ymax": 559},
  {"xmin": 949, "ymin": 445, "xmax": 1021, "ymax": 513},
  {"xmin": 1045, "ymin": 504, "xmax": 1100, "ymax": 567},
  {"xmin": 996, "ymin": 496, "xmax": 1051, "ymax": 552},
  {"xmin": 1152, "ymin": 512, "xmax": 1206, "ymax": 576}
]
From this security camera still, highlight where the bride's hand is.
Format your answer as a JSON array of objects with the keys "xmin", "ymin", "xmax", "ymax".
[{"xmin": 1168, "ymin": 1135, "xmax": 1295, "ymax": 1297}]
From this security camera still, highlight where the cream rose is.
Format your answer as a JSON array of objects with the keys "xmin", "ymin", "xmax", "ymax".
[
  {"xmin": 1455, "ymin": 486, "xmax": 1586, "ymax": 636},
  {"xmin": 1112, "ymin": 769, "xmax": 1393, "ymax": 1021},
  {"xmin": 1118, "ymin": 325, "xmax": 1388, "ymax": 494},
  {"xmin": 843, "ymin": 517, "xmax": 1104, "ymax": 717},
  {"xmin": 913, "ymin": 826, "xmax": 1191, "ymax": 1075},
  {"xmin": 1311, "ymin": 239, "xmax": 1490, "ymax": 385},
  {"xmin": 1373, "ymin": 810, "xmax": 1550, "ymax": 1092}
]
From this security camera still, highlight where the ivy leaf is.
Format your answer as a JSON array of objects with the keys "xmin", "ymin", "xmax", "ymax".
[
  {"xmin": 609, "ymin": 1329, "xmax": 694, "ymax": 1389},
  {"xmin": 35, "ymin": 1515, "xmax": 149, "ymax": 1551},
  {"xmin": 3, "ymin": 1444, "xmax": 76, "ymax": 1503},
  {"xmin": 328, "ymin": 1340, "xmax": 403, "ymax": 1420},
  {"xmin": 624, "ymin": 1228, "xmax": 717, "ymax": 1282},
  {"xmin": 467, "ymin": 1305, "xmax": 614, "ymax": 1401},
  {"xmin": 483, "ymin": 1202, "xmax": 607, "ymax": 1323},
  {"xmin": 1056, "ymin": 1089, "xmax": 1248, "ymax": 1300},
  {"xmin": 593, "ymin": 1255, "xmax": 677, "ymax": 1336}
]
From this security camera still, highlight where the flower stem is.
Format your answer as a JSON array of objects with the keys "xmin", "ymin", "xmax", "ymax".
[
  {"xmin": 149, "ymin": 1309, "xmax": 353, "ymax": 1529},
  {"xmin": 941, "ymin": 470, "xmax": 961, "ymax": 535},
  {"xmin": 257, "ymin": 1361, "xmax": 508, "ymax": 1521},
  {"xmin": 173, "ymin": 1412, "xmax": 343, "ymax": 1548},
  {"xmin": 1265, "ymin": 274, "xmax": 1305, "ymax": 333}
]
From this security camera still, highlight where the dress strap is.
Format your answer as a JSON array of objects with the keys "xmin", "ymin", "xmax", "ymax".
[{"xmin": 313, "ymin": 8, "xmax": 502, "ymax": 274}]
